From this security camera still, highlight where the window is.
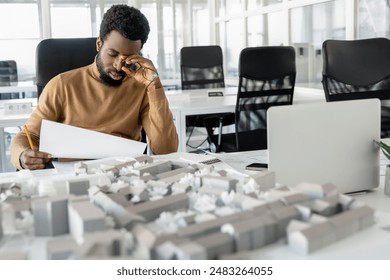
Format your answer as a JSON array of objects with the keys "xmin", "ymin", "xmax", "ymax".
[
  {"xmin": 225, "ymin": 18, "xmax": 244, "ymax": 76},
  {"xmin": 290, "ymin": 1, "xmax": 346, "ymax": 86},
  {"xmin": 192, "ymin": 0, "xmax": 210, "ymax": 46},
  {"xmin": 0, "ymin": 2, "xmax": 40, "ymax": 81},
  {"xmin": 247, "ymin": 0, "xmax": 261, "ymax": 10},
  {"xmin": 139, "ymin": 2, "xmax": 158, "ymax": 67},
  {"xmin": 267, "ymin": 11, "xmax": 284, "ymax": 46},
  {"xmin": 0, "ymin": 3, "xmax": 39, "ymax": 39},
  {"xmin": 358, "ymin": 0, "xmax": 390, "ymax": 38},
  {"xmin": 0, "ymin": 0, "xmax": 389, "ymax": 92},
  {"xmin": 247, "ymin": 15, "xmax": 264, "ymax": 47},
  {"xmin": 264, "ymin": 0, "xmax": 282, "ymax": 5},
  {"xmin": 226, "ymin": 0, "xmax": 243, "ymax": 15},
  {"xmin": 51, "ymin": 5, "xmax": 93, "ymax": 38},
  {"xmin": 140, "ymin": 0, "xmax": 210, "ymax": 80}
]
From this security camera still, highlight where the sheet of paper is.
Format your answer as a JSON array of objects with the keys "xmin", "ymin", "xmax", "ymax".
[
  {"xmin": 210, "ymin": 150, "xmax": 268, "ymax": 174},
  {"xmin": 39, "ymin": 120, "xmax": 147, "ymax": 159}
]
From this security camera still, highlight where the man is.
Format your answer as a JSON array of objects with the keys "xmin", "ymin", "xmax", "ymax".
[{"xmin": 11, "ymin": 5, "xmax": 178, "ymax": 170}]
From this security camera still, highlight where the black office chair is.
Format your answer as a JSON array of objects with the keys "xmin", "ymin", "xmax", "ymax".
[
  {"xmin": 0, "ymin": 60, "xmax": 20, "ymax": 99},
  {"xmin": 36, "ymin": 37, "xmax": 97, "ymax": 99},
  {"xmin": 322, "ymin": 38, "xmax": 390, "ymax": 137},
  {"xmin": 180, "ymin": 45, "xmax": 226, "ymax": 150},
  {"xmin": 180, "ymin": 45, "xmax": 225, "ymax": 90},
  {"xmin": 204, "ymin": 46, "xmax": 296, "ymax": 152}
]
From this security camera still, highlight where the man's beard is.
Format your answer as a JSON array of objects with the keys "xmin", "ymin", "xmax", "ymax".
[{"xmin": 96, "ymin": 52, "xmax": 125, "ymax": 87}]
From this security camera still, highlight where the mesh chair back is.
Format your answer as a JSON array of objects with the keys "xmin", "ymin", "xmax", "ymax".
[
  {"xmin": 0, "ymin": 60, "xmax": 20, "ymax": 99},
  {"xmin": 36, "ymin": 37, "xmax": 97, "ymax": 98},
  {"xmin": 0, "ymin": 60, "xmax": 17, "ymax": 86},
  {"xmin": 180, "ymin": 45, "xmax": 225, "ymax": 90},
  {"xmin": 235, "ymin": 46, "xmax": 296, "ymax": 151},
  {"xmin": 322, "ymin": 38, "xmax": 390, "ymax": 102},
  {"xmin": 322, "ymin": 38, "xmax": 390, "ymax": 136}
]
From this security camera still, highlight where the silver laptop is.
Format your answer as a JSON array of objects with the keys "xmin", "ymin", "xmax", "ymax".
[{"xmin": 267, "ymin": 99, "xmax": 381, "ymax": 193}]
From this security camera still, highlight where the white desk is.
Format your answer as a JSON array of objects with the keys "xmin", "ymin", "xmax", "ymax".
[
  {"xmin": 0, "ymin": 80, "xmax": 37, "ymax": 171},
  {"xmin": 0, "ymin": 81, "xmax": 36, "ymax": 99},
  {"xmin": 0, "ymin": 81, "xmax": 36, "ymax": 93},
  {"xmin": 167, "ymin": 87, "xmax": 237, "ymax": 152},
  {"xmin": 0, "ymin": 111, "xmax": 31, "ymax": 172},
  {"xmin": 167, "ymin": 87, "xmax": 325, "ymax": 152}
]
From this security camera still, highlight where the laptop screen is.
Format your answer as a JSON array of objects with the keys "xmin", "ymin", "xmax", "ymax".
[{"xmin": 267, "ymin": 99, "xmax": 381, "ymax": 193}]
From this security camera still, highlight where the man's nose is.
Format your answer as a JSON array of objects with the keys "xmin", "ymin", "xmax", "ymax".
[{"xmin": 113, "ymin": 57, "xmax": 125, "ymax": 71}]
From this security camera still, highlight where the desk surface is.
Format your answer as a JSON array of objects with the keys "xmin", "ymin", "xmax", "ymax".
[
  {"xmin": 0, "ymin": 110, "xmax": 31, "ymax": 127},
  {"xmin": 167, "ymin": 87, "xmax": 325, "ymax": 109},
  {"xmin": 0, "ymin": 81, "xmax": 36, "ymax": 94},
  {"xmin": 167, "ymin": 87, "xmax": 238, "ymax": 113},
  {"xmin": 167, "ymin": 87, "xmax": 325, "ymax": 152},
  {"xmin": 0, "ymin": 107, "xmax": 33, "ymax": 172}
]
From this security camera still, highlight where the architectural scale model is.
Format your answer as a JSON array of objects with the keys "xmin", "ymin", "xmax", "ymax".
[{"xmin": 0, "ymin": 155, "xmax": 376, "ymax": 259}]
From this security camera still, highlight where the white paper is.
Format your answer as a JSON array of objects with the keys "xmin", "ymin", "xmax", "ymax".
[
  {"xmin": 39, "ymin": 120, "xmax": 147, "ymax": 159},
  {"xmin": 210, "ymin": 150, "xmax": 268, "ymax": 174}
]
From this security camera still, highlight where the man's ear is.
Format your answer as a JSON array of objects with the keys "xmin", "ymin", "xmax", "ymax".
[{"xmin": 96, "ymin": 37, "xmax": 102, "ymax": 52}]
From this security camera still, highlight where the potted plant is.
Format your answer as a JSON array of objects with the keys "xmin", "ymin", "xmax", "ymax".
[{"xmin": 374, "ymin": 140, "xmax": 390, "ymax": 196}]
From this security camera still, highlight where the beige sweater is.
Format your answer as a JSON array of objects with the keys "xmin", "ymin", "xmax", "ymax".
[{"xmin": 11, "ymin": 61, "xmax": 178, "ymax": 169}]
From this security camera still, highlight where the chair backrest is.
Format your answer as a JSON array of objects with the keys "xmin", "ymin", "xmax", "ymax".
[
  {"xmin": 0, "ymin": 60, "xmax": 17, "ymax": 86},
  {"xmin": 235, "ymin": 46, "xmax": 296, "ymax": 151},
  {"xmin": 35, "ymin": 37, "xmax": 97, "ymax": 98},
  {"xmin": 322, "ymin": 38, "xmax": 390, "ymax": 102},
  {"xmin": 0, "ymin": 60, "xmax": 21, "ymax": 100},
  {"xmin": 180, "ymin": 45, "xmax": 225, "ymax": 90}
]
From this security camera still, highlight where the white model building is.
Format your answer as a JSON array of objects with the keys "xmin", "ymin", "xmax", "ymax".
[
  {"xmin": 88, "ymin": 185, "xmax": 145, "ymax": 229},
  {"xmin": 46, "ymin": 238, "xmax": 77, "ymax": 260},
  {"xmin": 65, "ymin": 178, "xmax": 90, "ymax": 196},
  {"xmin": 0, "ymin": 155, "xmax": 377, "ymax": 259},
  {"xmin": 0, "ymin": 205, "xmax": 3, "ymax": 240},
  {"xmin": 32, "ymin": 195, "xmax": 70, "ymax": 236},
  {"xmin": 68, "ymin": 198, "xmax": 106, "ymax": 240},
  {"xmin": 287, "ymin": 204, "xmax": 375, "ymax": 255}
]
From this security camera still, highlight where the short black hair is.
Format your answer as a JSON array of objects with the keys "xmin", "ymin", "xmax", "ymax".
[{"xmin": 99, "ymin": 5, "xmax": 150, "ymax": 47}]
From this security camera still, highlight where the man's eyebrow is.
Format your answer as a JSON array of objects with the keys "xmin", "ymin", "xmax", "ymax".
[
  {"xmin": 107, "ymin": 48, "xmax": 119, "ymax": 53},
  {"xmin": 107, "ymin": 48, "xmax": 133, "ymax": 57}
]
